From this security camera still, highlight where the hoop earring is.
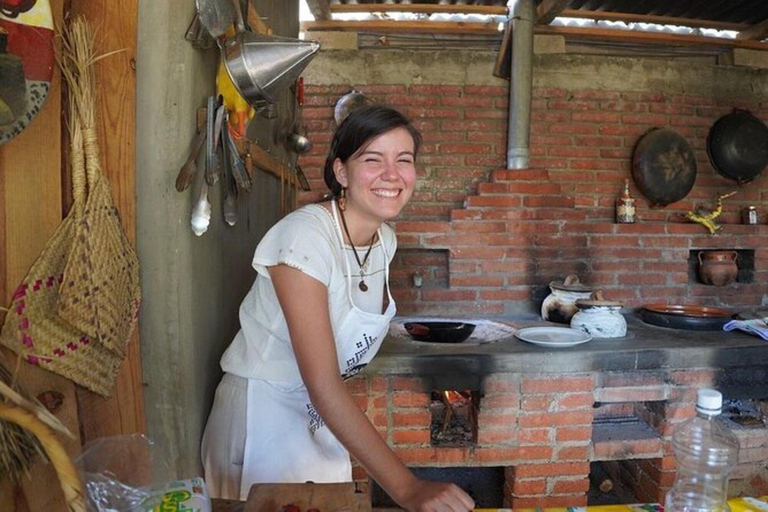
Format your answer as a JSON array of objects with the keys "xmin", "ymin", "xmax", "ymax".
[{"xmin": 338, "ymin": 187, "xmax": 347, "ymax": 211}]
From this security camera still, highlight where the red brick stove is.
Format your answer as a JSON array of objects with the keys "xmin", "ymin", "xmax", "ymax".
[{"xmin": 346, "ymin": 368, "xmax": 768, "ymax": 508}]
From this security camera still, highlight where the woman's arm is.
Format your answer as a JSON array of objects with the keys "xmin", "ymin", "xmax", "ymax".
[{"xmin": 269, "ymin": 265, "xmax": 475, "ymax": 512}]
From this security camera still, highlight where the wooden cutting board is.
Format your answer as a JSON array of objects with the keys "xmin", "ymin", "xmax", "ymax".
[{"xmin": 244, "ymin": 482, "xmax": 371, "ymax": 512}]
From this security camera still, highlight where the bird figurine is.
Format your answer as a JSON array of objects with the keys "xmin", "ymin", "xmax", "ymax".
[
  {"xmin": 216, "ymin": 32, "xmax": 255, "ymax": 139},
  {"xmin": 684, "ymin": 191, "xmax": 737, "ymax": 234}
]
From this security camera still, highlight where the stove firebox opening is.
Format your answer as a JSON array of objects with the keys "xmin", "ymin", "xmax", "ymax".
[{"xmin": 430, "ymin": 390, "xmax": 480, "ymax": 447}]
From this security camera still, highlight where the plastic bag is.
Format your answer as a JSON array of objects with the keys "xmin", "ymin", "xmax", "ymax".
[{"xmin": 75, "ymin": 434, "xmax": 210, "ymax": 511}]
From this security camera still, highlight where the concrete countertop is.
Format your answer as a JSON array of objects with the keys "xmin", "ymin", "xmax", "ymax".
[{"xmin": 366, "ymin": 313, "xmax": 768, "ymax": 385}]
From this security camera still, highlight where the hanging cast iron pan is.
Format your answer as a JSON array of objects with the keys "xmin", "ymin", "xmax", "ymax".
[
  {"xmin": 640, "ymin": 304, "xmax": 732, "ymax": 331},
  {"xmin": 707, "ymin": 109, "xmax": 768, "ymax": 184},
  {"xmin": 631, "ymin": 128, "xmax": 697, "ymax": 208}
]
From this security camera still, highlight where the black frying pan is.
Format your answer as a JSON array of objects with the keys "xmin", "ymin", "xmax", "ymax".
[
  {"xmin": 404, "ymin": 322, "xmax": 476, "ymax": 343},
  {"xmin": 707, "ymin": 109, "xmax": 768, "ymax": 184}
]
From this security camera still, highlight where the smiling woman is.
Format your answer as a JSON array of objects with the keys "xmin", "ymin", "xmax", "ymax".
[{"xmin": 201, "ymin": 105, "xmax": 475, "ymax": 512}]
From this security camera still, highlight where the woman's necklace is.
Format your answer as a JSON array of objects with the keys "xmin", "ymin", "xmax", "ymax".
[{"xmin": 338, "ymin": 206, "xmax": 376, "ymax": 292}]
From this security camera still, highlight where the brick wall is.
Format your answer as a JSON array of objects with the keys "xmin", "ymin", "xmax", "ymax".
[
  {"xmin": 299, "ymin": 83, "xmax": 768, "ymax": 316},
  {"xmin": 345, "ymin": 368, "xmax": 768, "ymax": 507}
]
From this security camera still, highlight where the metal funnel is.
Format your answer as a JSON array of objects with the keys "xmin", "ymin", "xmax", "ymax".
[{"xmin": 223, "ymin": 33, "xmax": 320, "ymax": 105}]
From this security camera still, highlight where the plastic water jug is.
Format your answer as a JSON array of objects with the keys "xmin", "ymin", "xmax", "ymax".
[{"xmin": 665, "ymin": 389, "xmax": 740, "ymax": 512}]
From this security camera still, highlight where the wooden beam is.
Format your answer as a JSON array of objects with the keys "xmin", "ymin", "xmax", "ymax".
[
  {"xmin": 306, "ymin": 0, "xmax": 332, "ymax": 21},
  {"xmin": 0, "ymin": 0, "xmax": 81, "ymax": 509},
  {"xmin": 537, "ymin": 0, "xmax": 572, "ymax": 25},
  {"xmin": 494, "ymin": 21, "xmax": 513, "ymax": 79},
  {"xmin": 537, "ymin": 24, "xmax": 768, "ymax": 50},
  {"xmin": 736, "ymin": 17, "xmax": 768, "ymax": 41},
  {"xmin": 330, "ymin": 4, "xmax": 507, "ymax": 16},
  {"xmin": 69, "ymin": 0, "xmax": 146, "ymax": 443},
  {"xmin": 246, "ymin": 2, "xmax": 273, "ymax": 35},
  {"xmin": 301, "ymin": 19, "xmax": 503, "ymax": 35},
  {"xmin": 558, "ymin": 9, "xmax": 749, "ymax": 32}
]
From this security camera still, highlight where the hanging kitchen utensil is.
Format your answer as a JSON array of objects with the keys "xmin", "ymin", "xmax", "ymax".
[
  {"xmin": 707, "ymin": 109, "xmax": 768, "ymax": 184},
  {"xmin": 222, "ymin": 32, "xmax": 320, "ymax": 106},
  {"xmin": 206, "ymin": 102, "xmax": 225, "ymax": 185},
  {"xmin": 631, "ymin": 128, "xmax": 697, "ymax": 208},
  {"xmin": 0, "ymin": 0, "xmax": 54, "ymax": 145},
  {"xmin": 334, "ymin": 90, "xmax": 370, "ymax": 126},
  {"xmin": 220, "ymin": 111, "xmax": 238, "ymax": 227},
  {"xmin": 224, "ymin": 125, "xmax": 252, "ymax": 193},
  {"xmin": 194, "ymin": 0, "xmax": 237, "ymax": 39},
  {"xmin": 176, "ymin": 128, "xmax": 206, "ymax": 192}
]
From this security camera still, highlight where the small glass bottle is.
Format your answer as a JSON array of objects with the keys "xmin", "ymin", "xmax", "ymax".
[
  {"xmin": 743, "ymin": 206, "xmax": 759, "ymax": 225},
  {"xmin": 616, "ymin": 179, "xmax": 636, "ymax": 224}
]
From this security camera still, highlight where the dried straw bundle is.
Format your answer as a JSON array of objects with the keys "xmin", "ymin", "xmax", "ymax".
[
  {"xmin": 0, "ymin": 360, "xmax": 42, "ymax": 481},
  {"xmin": 0, "ymin": 374, "xmax": 84, "ymax": 511}
]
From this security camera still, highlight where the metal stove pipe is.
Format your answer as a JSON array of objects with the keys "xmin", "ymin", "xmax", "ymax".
[{"xmin": 506, "ymin": 0, "xmax": 534, "ymax": 170}]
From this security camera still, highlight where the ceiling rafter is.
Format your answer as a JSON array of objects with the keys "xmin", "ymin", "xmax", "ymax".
[
  {"xmin": 328, "ymin": 4, "xmax": 508, "ymax": 16},
  {"xmin": 305, "ymin": 0, "xmax": 332, "ymax": 21},
  {"xmin": 302, "ymin": 20, "xmax": 502, "ymax": 35},
  {"xmin": 558, "ymin": 9, "xmax": 749, "ymax": 31},
  {"xmin": 536, "ymin": 0, "xmax": 572, "ymax": 25},
  {"xmin": 302, "ymin": 19, "xmax": 768, "ymax": 51},
  {"xmin": 736, "ymin": 17, "xmax": 768, "ymax": 40}
]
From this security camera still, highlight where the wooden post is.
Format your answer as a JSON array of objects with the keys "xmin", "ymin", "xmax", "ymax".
[{"xmin": 68, "ymin": 0, "xmax": 146, "ymax": 442}]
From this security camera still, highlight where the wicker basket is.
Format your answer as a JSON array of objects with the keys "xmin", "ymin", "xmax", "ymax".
[{"xmin": 0, "ymin": 402, "xmax": 85, "ymax": 511}]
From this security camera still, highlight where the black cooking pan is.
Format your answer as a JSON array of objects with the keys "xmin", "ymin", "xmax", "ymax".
[
  {"xmin": 632, "ymin": 128, "xmax": 697, "ymax": 207},
  {"xmin": 404, "ymin": 322, "xmax": 476, "ymax": 343},
  {"xmin": 707, "ymin": 109, "xmax": 768, "ymax": 184},
  {"xmin": 640, "ymin": 304, "xmax": 732, "ymax": 331}
]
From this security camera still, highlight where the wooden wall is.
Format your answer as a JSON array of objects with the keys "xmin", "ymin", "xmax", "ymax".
[{"xmin": 0, "ymin": 0, "xmax": 144, "ymax": 509}]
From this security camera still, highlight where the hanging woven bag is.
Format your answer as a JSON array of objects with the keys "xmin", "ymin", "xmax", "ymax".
[
  {"xmin": 53, "ymin": 18, "xmax": 141, "ymax": 357},
  {"xmin": 0, "ymin": 18, "xmax": 127, "ymax": 397}
]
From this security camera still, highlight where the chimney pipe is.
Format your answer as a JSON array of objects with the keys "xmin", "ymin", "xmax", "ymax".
[{"xmin": 506, "ymin": 0, "xmax": 534, "ymax": 170}]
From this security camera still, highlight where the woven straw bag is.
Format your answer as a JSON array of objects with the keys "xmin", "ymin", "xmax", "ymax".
[
  {"xmin": 0, "ymin": 18, "xmax": 137, "ymax": 396},
  {"xmin": 0, "ymin": 139, "xmax": 124, "ymax": 397},
  {"xmin": 55, "ymin": 127, "xmax": 141, "ymax": 357}
]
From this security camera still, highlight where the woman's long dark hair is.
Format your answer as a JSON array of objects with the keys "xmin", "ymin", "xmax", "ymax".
[{"xmin": 323, "ymin": 105, "xmax": 422, "ymax": 197}]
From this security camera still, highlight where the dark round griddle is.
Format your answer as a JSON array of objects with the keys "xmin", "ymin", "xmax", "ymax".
[
  {"xmin": 632, "ymin": 128, "xmax": 697, "ymax": 208},
  {"xmin": 707, "ymin": 109, "xmax": 768, "ymax": 184}
]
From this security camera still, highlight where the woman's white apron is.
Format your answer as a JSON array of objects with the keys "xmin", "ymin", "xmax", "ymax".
[{"xmin": 239, "ymin": 202, "xmax": 396, "ymax": 497}]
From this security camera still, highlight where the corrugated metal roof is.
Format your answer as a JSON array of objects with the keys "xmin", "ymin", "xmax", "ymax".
[{"xmin": 328, "ymin": 0, "xmax": 768, "ymax": 26}]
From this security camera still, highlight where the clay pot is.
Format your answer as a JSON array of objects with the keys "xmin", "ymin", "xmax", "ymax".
[
  {"xmin": 541, "ymin": 274, "xmax": 593, "ymax": 324},
  {"xmin": 571, "ymin": 291, "xmax": 627, "ymax": 338},
  {"xmin": 697, "ymin": 250, "xmax": 738, "ymax": 287}
]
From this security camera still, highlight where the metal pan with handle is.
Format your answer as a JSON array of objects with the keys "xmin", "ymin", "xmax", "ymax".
[{"xmin": 707, "ymin": 109, "xmax": 768, "ymax": 184}]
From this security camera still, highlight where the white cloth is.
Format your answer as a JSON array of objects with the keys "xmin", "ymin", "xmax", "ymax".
[
  {"xmin": 202, "ymin": 202, "xmax": 397, "ymax": 500},
  {"xmin": 723, "ymin": 318, "xmax": 768, "ymax": 340}
]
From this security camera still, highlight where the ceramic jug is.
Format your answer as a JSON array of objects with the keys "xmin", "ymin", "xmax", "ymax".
[
  {"xmin": 697, "ymin": 250, "xmax": 738, "ymax": 287},
  {"xmin": 571, "ymin": 291, "xmax": 627, "ymax": 338},
  {"xmin": 541, "ymin": 274, "xmax": 593, "ymax": 324}
]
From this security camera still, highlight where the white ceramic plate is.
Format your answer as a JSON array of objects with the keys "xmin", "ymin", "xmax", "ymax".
[{"xmin": 515, "ymin": 326, "xmax": 592, "ymax": 347}]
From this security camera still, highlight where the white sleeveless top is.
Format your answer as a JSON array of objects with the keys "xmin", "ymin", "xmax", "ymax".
[{"xmin": 219, "ymin": 203, "xmax": 396, "ymax": 382}]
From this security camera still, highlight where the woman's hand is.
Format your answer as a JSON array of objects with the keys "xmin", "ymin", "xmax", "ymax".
[{"xmin": 397, "ymin": 479, "xmax": 475, "ymax": 512}]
